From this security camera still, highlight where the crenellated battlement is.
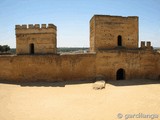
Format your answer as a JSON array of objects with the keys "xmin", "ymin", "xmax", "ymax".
[
  {"xmin": 16, "ymin": 23, "xmax": 57, "ymax": 54},
  {"xmin": 140, "ymin": 41, "xmax": 153, "ymax": 50},
  {"xmin": 15, "ymin": 24, "xmax": 57, "ymax": 34},
  {"xmin": 16, "ymin": 24, "xmax": 56, "ymax": 29}
]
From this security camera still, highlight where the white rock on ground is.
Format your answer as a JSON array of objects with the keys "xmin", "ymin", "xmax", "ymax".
[{"xmin": 93, "ymin": 80, "xmax": 106, "ymax": 90}]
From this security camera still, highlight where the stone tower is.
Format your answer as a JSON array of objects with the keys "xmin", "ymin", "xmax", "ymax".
[
  {"xmin": 90, "ymin": 15, "xmax": 138, "ymax": 52},
  {"xmin": 15, "ymin": 24, "xmax": 57, "ymax": 55}
]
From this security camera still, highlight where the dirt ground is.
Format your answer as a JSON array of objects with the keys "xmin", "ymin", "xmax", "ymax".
[{"xmin": 0, "ymin": 79, "xmax": 160, "ymax": 120}]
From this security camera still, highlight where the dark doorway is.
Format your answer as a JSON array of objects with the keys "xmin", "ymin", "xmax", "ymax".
[
  {"xmin": 116, "ymin": 68, "xmax": 125, "ymax": 80},
  {"xmin": 30, "ymin": 43, "xmax": 34, "ymax": 54},
  {"xmin": 118, "ymin": 35, "xmax": 122, "ymax": 46}
]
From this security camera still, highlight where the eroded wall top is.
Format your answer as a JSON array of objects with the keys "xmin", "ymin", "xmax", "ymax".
[
  {"xmin": 90, "ymin": 15, "xmax": 139, "ymax": 52},
  {"xmin": 16, "ymin": 24, "xmax": 56, "ymax": 34}
]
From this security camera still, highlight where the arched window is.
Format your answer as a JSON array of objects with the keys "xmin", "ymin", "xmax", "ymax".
[
  {"xmin": 30, "ymin": 43, "xmax": 34, "ymax": 54},
  {"xmin": 117, "ymin": 35, "xmax": 122, "ymax": 46},
  {"xmin": 116, "ymin": 68, "xmax": 125, "ymax": 80}
]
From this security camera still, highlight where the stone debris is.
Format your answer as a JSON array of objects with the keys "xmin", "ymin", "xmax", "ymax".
[{"xmin": 93, "ymin": 80, "xmax": 106, "ymax": 90}]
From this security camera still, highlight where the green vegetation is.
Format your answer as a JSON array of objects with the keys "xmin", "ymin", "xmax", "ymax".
[
  {"xmin": 10, "ymin": 48, "xmax": 16, "ymax": 54},
  {"xmin": 0, "ymin": 45, "xmax": 10, "ymax": 53},
  {"xmin": 9, "ymin": 47, "xmax": 89, "ymax": 54},
  {"xmin": 57, "ymin": 47, "xmax": 89, "ymax": 53}
]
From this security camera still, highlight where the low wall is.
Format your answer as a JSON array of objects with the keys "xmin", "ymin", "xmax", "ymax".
[{"xmin": 0, "ymin": 53, "xmax": 96, "ymax": 82}]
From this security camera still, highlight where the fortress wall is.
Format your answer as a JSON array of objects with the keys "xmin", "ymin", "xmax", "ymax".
[
  {"xmin": 16, "ymin": 34, "xmax": 56, "ymax": 54},
  {"xmin": 0, "ymin": 50, "xmax": 159, "ymax": 82},
  {"xmin": 60, "ymin": 54, "xmax": 96, "ymax": 80},
  {"xmin": 90, "ymin": 15, "xmax": 138, "ymax": 51},
  {"xmin": 0, "ymin": 54, "xmax": 96, "ymax": 82},
  {"xmin": 16, "ymin": 24, "xmax": 56, "ymax": 34},
  {"xmin": 96, "ymin": 50, "xmax": 159, "ymax": 80},
  {"xmin": 154, "ymin": 53, "xmax": 160, "ymax": 79},
  {"xmin": 16, "ymin": 24, "xmax": 57, "ymax": 54},
  {"xmin": 90, "ymin": 16, "xmax": 96, "ymax": 52}
]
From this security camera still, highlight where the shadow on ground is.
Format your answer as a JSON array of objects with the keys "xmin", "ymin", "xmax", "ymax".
[
  {"xmin": 107, "ymin": 79, "xmax": 160, "ymax": 86},
  {"xmin": 0, "ymin": 79, "xmax": 159, "ymax": 87},
  {"xmin": 0, "ymin": 80, "xmax": 94, "ymax": 87}
]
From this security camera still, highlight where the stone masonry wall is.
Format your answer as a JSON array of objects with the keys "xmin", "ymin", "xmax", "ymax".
[
  {"xmin": 0, "ymin": 15, "xmax": 159, "ymax": 82},
  {"xmin": 96, "ymin": 49, "xmax": 160, "ymax": 80},
  {"xmin": 0, "ymin": 54, "xmax": 96, "ymax": 82},
  {"xmin": 16, "ymin": 24, "xmax": 57, "ymax": 55},
  {"xmin": 90, "ymin": 15, "xmax": 138, "ymax": 52},
  {"xmin": 0, "ymin": 50, "xmax": 159, "ymax": 82}
]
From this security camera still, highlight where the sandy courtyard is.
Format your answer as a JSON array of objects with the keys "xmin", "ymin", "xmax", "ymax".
[{"xmin": 0, "ymin": 79, "xmax": 160, "ymax": 120}]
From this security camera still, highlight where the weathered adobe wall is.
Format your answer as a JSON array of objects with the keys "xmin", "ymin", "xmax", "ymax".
[
  {"xmin": 90, "ymin": 16, "xmax": 96, "ymax": 52},
  {"xmin": 96, "ymin": 49, "xmax": 160, "ymax": 80},
  {"xmin": 16, "ymin": 24, "xmax": 57, "ymax": 54},
  {"xmin": 0, "ymin": 50, "xmax": 159, "ymax": 82},
  {"xmin": 90, "ymin": 15, "xmax": 138, "ymax": 52},
  {"xmin": 0, "ymin": 54, "xmax": 96, "ymax": 82}
]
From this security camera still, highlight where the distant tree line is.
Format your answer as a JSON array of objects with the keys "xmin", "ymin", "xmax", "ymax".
[
  {"xmin": 0, "ymin": 45, "xmax": 10, "ymax": 53},
  {"xmin": 57, "ymin": 47, "xmax": 89, "ymax": 53}
]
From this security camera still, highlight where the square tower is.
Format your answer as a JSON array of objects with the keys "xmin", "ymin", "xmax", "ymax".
[
  {"xmin": 90, "ymin": 15, "xmax": 138, "ymax": 52},
  {"xmin": 15, "ymin": 24, "xmax": 57, "ymax": 55}
]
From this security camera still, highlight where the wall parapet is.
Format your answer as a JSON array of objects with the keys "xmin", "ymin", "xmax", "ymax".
[
  {"xmin": 15, "ymin": 24, "xmax": 57, "ymax": 34},
  {"xmin": 90, "ymin": 15, "xmax": 138, "ymax": 22},
  {"xmin": 16, "ymin": 24, "xmax": 56, "ymax": 29},
  {"xmin": 140, "ymin": 41, "xmax": 153, "ymax": 50}
]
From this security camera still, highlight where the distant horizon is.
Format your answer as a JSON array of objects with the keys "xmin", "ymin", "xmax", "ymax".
[
  {"xmin": 9, "ymin": 47, "xmax": 160, "ymax": 49},
  {"xmin": 0, "ymin": 0, "xmax": 160, "ymax": 48}
]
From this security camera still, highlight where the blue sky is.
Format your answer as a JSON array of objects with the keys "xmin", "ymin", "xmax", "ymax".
[{"xmin": 0, "ymin": 0, "xmax": 160, "ymax": 48}]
